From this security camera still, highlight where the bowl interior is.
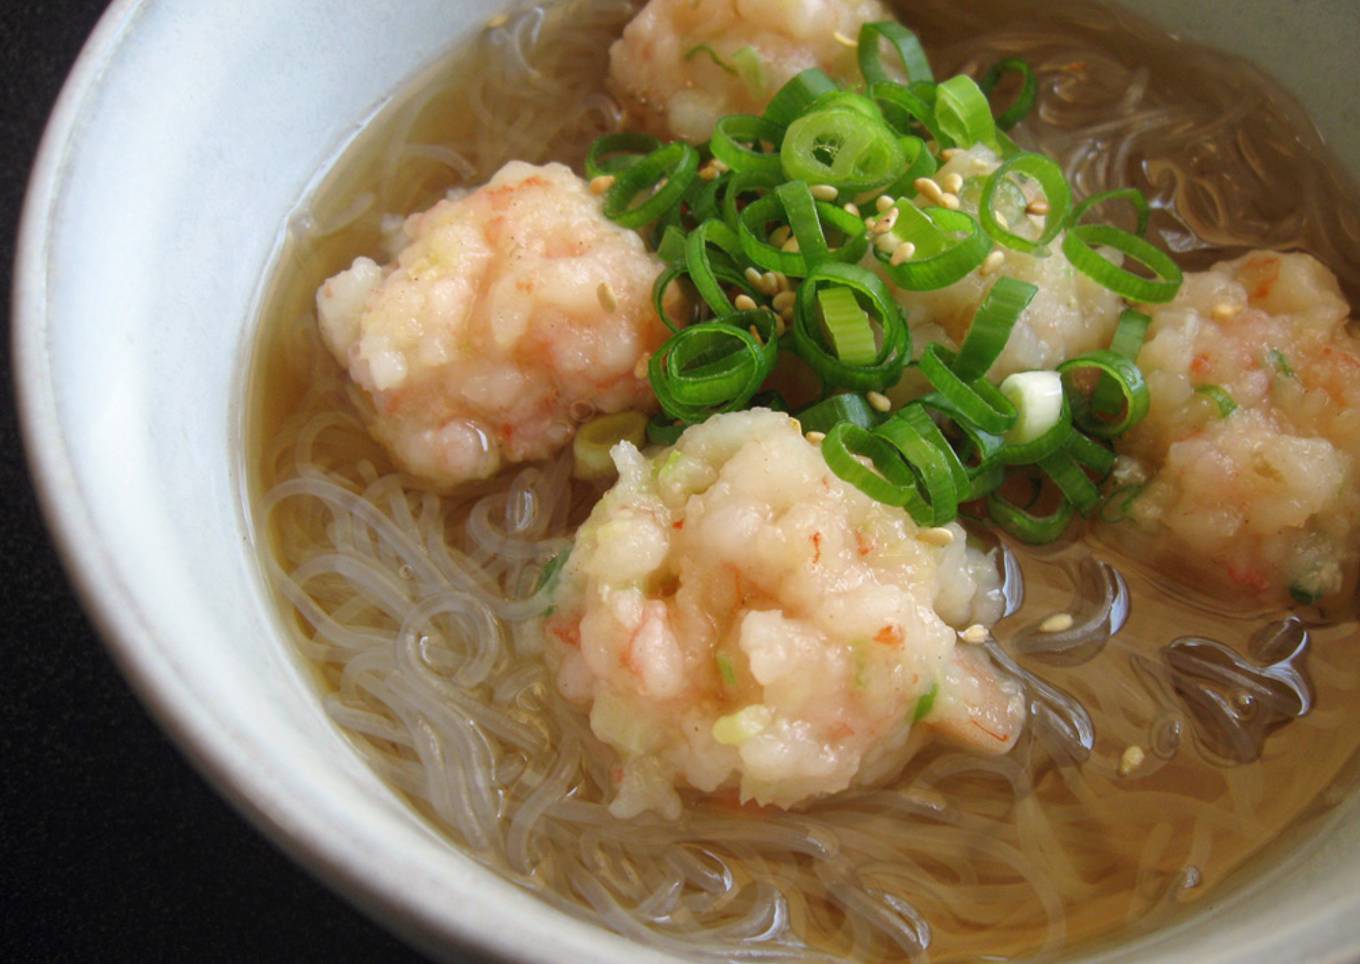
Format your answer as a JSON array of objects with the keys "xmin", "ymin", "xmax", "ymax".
[{"xmin": 15, "ymin": 1, "xmax": 1360, "ymax": 961}]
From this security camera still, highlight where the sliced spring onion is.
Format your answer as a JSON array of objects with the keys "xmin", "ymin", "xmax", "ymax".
[
  {"xmin": 979, "ymin": 58, "xmax": 1037, "ymax": 131},
  {"xmin": 781, "ymin": 108, "xmax": 906, "ymax": 194},
  {"xmin": 648, "ymin": 310, "xmax": 778, "ymax": 422},
  {"xmin": 917, "ymin": 345, "xmax": 1017, "ymax": 435},
  {"xmin": 999, "ymin": 370, "xmax": 1065, "ymax": 445},
  {"xmin": 792, "ymin": 262, "xmax": 909, "ymax": 390},
  {"xmin": 934, "ymin": 75, "xmax": 998, "ymax": 151},
  {"xmin": 858, "ymin": 21, "xmax": 934, "ymax": 86},
  {"xmin": 763, "ymin": 68, "xmax": 840, "ymax": 128},
  {"xmin": 1038, "ymin": 451, "xmax": 1101, "ymax": 514},
  {"xmin": 684, "ymin": 219, "xmax": 745, "ymax": 315},
  {"xmin": 710, "ymin": 114, "xmax": 786, "ymax": 176},
  {"xmin": 898, "ymin": 402, "xmax": 970, "ymax": 501},
  {"xmin": 1058, "ymin": 349, "xmax": 1151, "ymax": 437},
  {"xmin": 1062, "ymin": 223, "xmax": 1183, "ymax": 303},
  {"xmin": 987, "ymin": 488, "xmax": 1074, "ymax": 544},
  {"xmin": 821, "ymin": 421, "xmax": 920, "ymax": 508},
  {"xmin": 1098, "ymin": 483, "xmax": 1144, "ymax": 524},
  {"xmin": 572, "ymin": 411, "xmax": 649, "ymax": 480},
  {"xmin": 650, "ymin": 262, "xmax": 692, "ymax": 333},
  {"xmin": 979, "ymin": 152, "xmax": 1071, "ymax": 253},
  {"xmin": 797, "ymin": 393, "xmax": 885, "ymax": 434},
  {"xmin": 951, "ymin": 277, "xmax": 1038, "ymax": 381},
  {"xmin": 878, "ymin": 207, "xmax": 994, "ymax": 291},
  {"xmin": 805, "ymin": 89, "xmax": 885, "ymax": 123},
  {"xmin": 737, "ymin": 192, "xmax": 867, "ymax": 276},
  {"xmin": 655, "ymin": 224, "xmax": 688, "ymax": 264},
  {"xmin": 731, "ymin": 46, "xmax": 766, "ymax": 96},
  {"xmin": 912, "ymin": 681, "xmax": 939, "ymax": 722},
  {"xmin": 1067, "ymin": 432, "xmax": 1116, "ymax": 478},
  {"xmin": 818, "ymin": 286, "xmax": 876, "ymax": 365},
  {"xmin": 884, "ymin": 135, "xmax": 938, "ymax": 197},
  {"xmin": 920, "ymin": 396, "xmax": 1007, "ymax": 474},
  {"xmin": 870, "ymin": 81, "xmax": 948, "ymax": 146},
  {"xmin": 1195, "ymin": 383, "xmax": 1238, "ymax": 417},
  {"xmin": 874, "ymin": 412, "xmax": 958, "ymax": 525},
  {"xmin": 720, "ymin": 168, "xmax": 783, "ymax": 233},
  {"xmin": 1091, "ymin": 308, "xmax": 1150, "ymax": 413},
  {"xmin": 585, "ymin": 132, "xmax": 662, "ymax": 178},
  {"xmin": 603, "ymin": 141, "xmax": 700, "ymax": 228},
  {"xmin": 1072, "ymin": 187, "xmax": 1151, "ymax": 237},
  {"xmin": 646, "ymin": 412, "xmax": 686, "ymax": 446}
]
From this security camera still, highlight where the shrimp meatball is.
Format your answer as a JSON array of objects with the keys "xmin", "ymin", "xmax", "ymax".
[
  {"xmin": 886, "ymin": 146, "xmax": 1123, "ymax": 382},
  {"xmin": 316, "ymin": 161, "xmax": 672, "ymax": 488},
  {"xmin": 1102, "ymin": 252, "xmax": 1360, "ymax": 603},
  {"xmin": 609, "ymin": 0, "xmax": 889, "ymax": 142},
  {"xmin": 544, "ymin": 409, "xmax": 1023, "ymax": 818}
]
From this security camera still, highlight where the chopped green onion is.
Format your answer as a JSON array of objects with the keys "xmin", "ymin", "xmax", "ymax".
[
  {"xmin": 1268, "ymin": 348, "xmax": 1295, "ymax": 378},
  {"xmin": 858, "ymin": 22, "xmax": 934, "ymax": 86},
  {"xmin": 874, "ymin": 412, "xmax": 959, "ymax": 525},
  {"xmin": 736, "ymin": 191, "xmax": 868, "ymax": 276},
  {"xmin": 573, "ymin": 411, "xmax": 650, "ymax": 480},
  {"xmin": 917, "ymin": 345, "xmax": 1018, "ymax": 435},
  {"xmin": 792, "ymin": 262, "xmax": 910, "ymax": 391},
  {"xmin": 821, "ymin": 421, "xmax": 920, "ymax": 509},
  {"xmin": 711, "ymin": 114, "xmax": 785, "ymax": 176},
  {"xmin": 998, "ymin": 372, "xmax": 1072, "ymax": 465},
  {"xmin": 716, "ymin": 652, "xmax": 738, "ymax": 686},
  {"xmin": 797, "ymin": 393, "xmax": 885, "ymax": 434},
  {"xmin": 720, "ymin": 168, "xmax": 783, "ymax": 233},
  {"xmin": 1092, "ymin": 308, "xmax": 1150, "ymax": 414},
  {"xmin": 870, "ymin": 81, "xmax": 948, "ymax": 146},
  {"xmin": 1195, "ymin": 384, "xmax": 1238, "ymax": 418},
  {"xmin": 1289, "ymin": 584, "xmax": 1324, "ymax": 606},
  {"xmin": 603, "ymin": 142, "xmax": 700, "ymax": 228},
  {"xmin": 655, "ymin": 225, "xmax": 688, "ymax": 265},
  {"xmin": 781, "ymin": 108, "xmax": 906, "ymax": 194},
  {"xmin": 1067, "ymin": 433, "xmax": 1116, "ymax": 479},
  {"xmin": 884, "ymin": 135, "xmax": 938, "ymax": 197},
  {"xmin": 585, "ymin": 132, "xmax": 662, "ymax": 178},
  {"xmin": 1062, "ymin": 223, "xmax": 1183, "ymax": 303},
  {"xmin": 648, "ymin": 310, "xmax": 778, "ymax": 422},
  {"xmin": 979, "ymin": 152, "xmax": 1071, "ymax": 254},
  {"xmin": 898, "ymin": 402, "xmax": 969, "ymax": 501},
  {"xmin": 987, "ymin": 488, "xmax": 1074, "ymax": 544},
  {"xmin": 952, "ymin": 277, "xmax": 1038, "ymax": 380},
  {"xmin": 1058, "ymin": 349, "xmax": 1151, "ymax": 437},
  {"xmin": 818, "ymin": 286, "xmax": 876, "ymax": 365},
  {"xmin": 1098, "ymin": 483, "xmax": 1144, "ymax": 524},
  {"xmin": 763, "ymin": 68, "xmax": 840, "ymax": 128},
  {"xmin": 775, "ymin": 178, "xmax": 831, "ymax": 267},
  {"xmin": 878, "ymin": 207, "xmax": 994, "ymax": 291},
  {"xmin": 979, "ymin": 58, "xmax": 1037, "ymax": 131},
  {"xmin": 934, "ymin": 75, "xmax": 998, "ymax": 151},
  {"xmin": 646, "ymin": 412, "xmax": 686, "ymax": 446},
  {"xmin": 1038, "ymin": 451, "xmax": 1101, "ymax": 514},
  {"xmin": 912, "ymin": 681, "xmax": 939, "ymax": 722},
  {"xmin": 684, "ymin": 219, "xmax": 745, "ymax": 315},
  {"xmin": 1072, "ymin": 187, "xmax": 1151, "ymax": 237},
  {"xmin": 805, "ymin": 90, "xmax": 885, "ymax": 123},
  {"xmin": 732, "ymin": 46, "xmax": 766, "ymax": 97}
]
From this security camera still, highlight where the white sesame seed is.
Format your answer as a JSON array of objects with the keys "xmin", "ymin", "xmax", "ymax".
[
  {"xmin": 745, "ymin": 267, "xmax": 765, "ymax": 287},
  {"xmin": 874, "ymin": 209, "xmax": 899, "ymax": 235},
  {"xmin": 1026, "ymin": 199, "xmax": 1051, "ymax": 216},
  {"xmin": 960, "ymin": 624, "xmax": 989, "ymax": 645},
  {"xmin": 863, "ymin": 216, "xmax": 878, "ymax": 232},
  {"xmin": 875, "ymin": 194, "xmax": 896, "ymax": 213},
  {"xmin": 939, "ymin": 192, "xmax": 961, "ymax": 210},
  {"xmin": 918, "ymin": 526, "xmax": 955, "ymax": 547},
  {"xmin": 979, "ymin": 250, "xmax": 1005, "ymax": 276},
  {"xmin": 994, "ymin": 210, "xmax": 1010, "ymax": 228},
  {"xmin": 772, "ymin": 290, "xmax": 797, "ymax": 311},
  {"xmin": 1211, "ymin": 302, "xmax": 1240, "ymax": 322},
  {"xmin": 775, "ymin": 313, "xmax": 789, "ymax": 335},
  {"xmin": 749, "ymin": 324, "xmax": 764, "ymax": 345},
  {"xmin": 486, "ymin": 13, "xmax": 509, "ymax": 27},
  {"xmin": 781, "ymin": 237, "xmax": 801, "ymax": 253},
  {"xmin": 734, "ymin": 293, "xmax": 758, "ymax": 312},
  {"xmin": 633, "ymin": 352, "xmax": 651, "ymax": 380},
  {"xmin": 589, "ymin": 174, "xmax": 615, "ymax": 195},
  {"xmin": 941, "ymin": 172, "xmax": 964, "ymax": 194},
  {"xmin": 867, "ymin": 390, "xmax": 892, "ymax": 413},
  {"xmin": 711, "ymin": 159, "xmax": 730, "ymax": 174},
  {"xmin": 842, "ymin": 202, "xmax": 861, "ymax": 217},
  {"xmin": 890, "ymin": 240, "xmax": 917, "ymax": 266},
  {"xmin": 805, "ymin": 431, "xmax": 827, "ymax": 444},
  {"xmin": 832, "ymin": 30, "xmax": 858, "ymax": 48},
  {"xmin": 757, "ymin": 272, "xmax": 780, "ymax": 296},
  {"xmin": 1040, "ymin": 612, "xmax": 1075, "ymax": 634},
  {"xmin": 1118, "ymin": 745, "xmax": 1146, "ymax": 777},
  {"xmin": 770, "ymin": 225, "xmax": 792, "ymax": 247},
  {"xmin": 875, "ymin": 232, "xmax": 901, "ymax": 253},
  {"xmin": 940, "ymin": 147, "xmax": 963, "ymax": 161},
  {"xmin": 698, "ymin": 164, "xmax": 721, "ymax": 181},
  {"xmin": 914, "ymin": 176, "xmax": 946, "ymax": 206},
  {"xmin": 597, "ymin": 282, "xmax": 617, "ymax": 313},
  {"xmin": 809, "ymin": 183, "xmax": 839, "ymax": 201},
  {"xmin": 772, "ymin": 272, "xmax": 791, "ymax": 292}
]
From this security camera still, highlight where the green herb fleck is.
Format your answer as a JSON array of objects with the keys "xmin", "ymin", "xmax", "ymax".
[
  {"xmin": 1194, "ymin": 383, "xmax": 1237, "ymax": 418},
  {"xmin": 912, "ymin": 681, "xmax": 939, "ymax": 723},
  {"xmin": 1098, "ymin": 484, "xmax": 1144, "ymax": 525},
  {"xmin": 1268, "ymin": 348, "xmax": 1295, "ymax": 378},
  {"xmin": 1289, "ymin": 583, "xmax": 1323, "ymax": 606},
  {"xmin": 535, "ymin": 547, "xmax": 571, "ymax": 614},
  {"xmin": 716, "ymin": 652, "xmax": 737, "ymax": 687},
  {"xmin": 684, "ymin": 43, "xmax": 737, "ymax": 75}
]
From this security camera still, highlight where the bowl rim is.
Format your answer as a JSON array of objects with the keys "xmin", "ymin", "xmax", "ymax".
[{"xmin": 10, "ymin": 4, "xmax": 667, "ymax": 962}]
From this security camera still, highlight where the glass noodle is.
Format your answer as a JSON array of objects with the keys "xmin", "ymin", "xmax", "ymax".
[{"xmin": 246, "ymin": 0, "xmax": 1360, "ymax": 959}]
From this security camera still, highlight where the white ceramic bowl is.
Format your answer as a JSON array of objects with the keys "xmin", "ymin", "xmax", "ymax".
[{"xmin": 15, "ymin": 1, "xmax": 1360, "ymax": 960}]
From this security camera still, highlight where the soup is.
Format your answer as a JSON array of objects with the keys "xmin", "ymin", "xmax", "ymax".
[{"xmin": 247, "ymin": 0, "xmax": 1360, "ymax": 958}]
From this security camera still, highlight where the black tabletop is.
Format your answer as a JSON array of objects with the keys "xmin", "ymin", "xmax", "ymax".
[{"xmin": 1, "ymin": 5, "xmax": 433, "ymax": 960}]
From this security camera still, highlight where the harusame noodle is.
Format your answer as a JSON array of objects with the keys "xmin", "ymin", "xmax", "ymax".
[{"xmin": 248, "ymin": 0, "xmax": 1360, "ymax": 959}]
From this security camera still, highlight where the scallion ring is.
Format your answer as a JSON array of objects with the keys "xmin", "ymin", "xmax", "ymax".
[
  {"xmin": 737, "ymin": 191, "xmax": 868, "ymax": 276},
  {"xmin": 1058, "ymin": 349, "xmax": 1151, "ymax": 437},
  {"xmin": 821, "ymin": 422, "xmax": 919, "ymax": 509},
  {"xmin": 979, "ymin": 151, "xmax": 1072, "ymax": 253},
  {"xmin": 585, "ymin": 132, "xmax": 663, "ymax": 178},
  {"xmin": 782, "ymin": 108, "xmax": 906, "ymax": 194},
  {"xmin": 979, "ymin": 58, "xmax": 1037, "ymax": 131},
  {"xmin": 797, "ymin": 393, "xmax": 885, "ymax": 434},
  {"xmin": 1092, "ymin": 308, "xmax": 1150, "ymax": 414},
  {"xmin": 870, "ymin": 81, "xmax": 947, "ymax": 146},
  {"xmin": 684, "ymin": 219, "xmax": 745, "ymax": 315},
  {"xmin": 1067, "ymin": 432, "xmax": 1116, "ymax": 479},
  {"xmin": 710, "ymin": 114, "xmax": 786, "ymax": 177},
  {"xmin": 951, "ymin": 277, "xmax": 1038, "ymax": 380},
  {"xmin": 1062, "ymin": 223, "xmax": 1183, "ymax": 303},
  {"xmin": 917, "ymin": 344, "xmax": 1017, "ymax": 435},
  {"xmin": 874, "ymin": 412, "xmax": 959, "ymax": 525},
  {"xmin": 934, "ymin": 75, "xmax": 998, "ymax": 151},
  {"xmin": 878, "ymin": 207, "xmax": 993, "ymax": 291},
  {"xmin": 1195, "ymin": 384, "xmax": 1238, "ymax": 418},
  {"xmin": 791, "ymin": 262, "xmax": 909, "ymax": 390},
  {"xmin": 987, "ymin": 486, "xmax": 1075, "ymax": 544},
  {"xmin": 1038, "ymin": 451, "xmax": 1101, "ymax": 514},
  {"xmin": 1072, "ymin": 187, "xmax": 1151, "ymax": 237},
  {"xmin": 857, "ymin": 21, "xmax": 934, "ymax": 86},
  {"xmin": 648, "ymin": 311, "xmax": 777, "ymax": 421},
  {"xmin": 720, "ymin": 169, "xmax": 783, "ymax": 233},
  {"xmin": 763, "ymin": 68, "xmax": 840, "ymax": 128},
  {"xmin": 603, "ymin": 141, "xmax": 700, "ymax": 229}
]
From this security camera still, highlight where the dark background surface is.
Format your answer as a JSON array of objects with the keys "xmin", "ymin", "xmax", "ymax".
[{"xmin": 1, "ymin": 4, "xmax": 431, "ymax": 960}]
